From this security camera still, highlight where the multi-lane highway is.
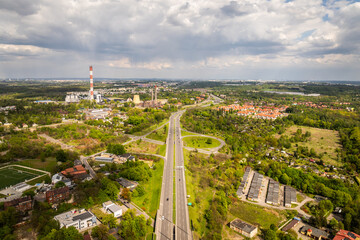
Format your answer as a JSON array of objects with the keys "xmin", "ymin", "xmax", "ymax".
[
  {"xmin": 174, "ymin": 111, "xmax": 191, "ymax": 240},
  {"xmin": 158, "ymin": 113, "xmax": 176, "ymax": 240}
]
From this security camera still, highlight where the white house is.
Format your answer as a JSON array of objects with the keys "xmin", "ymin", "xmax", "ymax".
[
  {"xmin": 102, "ymin": 201, "xmax": 124, "ymax": 218},
  {"xmin": 54, "ymin": 209, "xmax": 97, "ymax": 230},
  {"xmin": 52, "ymin": 173, "xmax": 72, "ymax": 187}
]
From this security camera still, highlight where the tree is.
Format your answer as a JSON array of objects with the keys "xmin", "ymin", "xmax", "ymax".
[
  {"xmin": 102, "ymin": 214, "xmax": 117, "ymax": 229},
  {"xmin": 107, "ymin": 144, "xmax": 126, "ymax": 155},
  {"xmin": 42, "ymin": 226, "xmax": 82, "ymax": 240},
  {"xmin": 55, "ymin": 149, "xmax": 67, "ymax": 162},
  {"xmin": 55, "ymin": 181, "xmax": 66, "ymax": 188},
  {"xmin": 105, "ymin": 182, "xmax": 120, "ymax": 201},
  {"xmin": 91, "ymin": 224, "xmax": 109, "ymax": 240},
  {"xmin": 121, "ymin": 188, "xmax": 131, "ymax": 201},
  {"xmin": 206, "ymin": 138, "xmax": 213, "ymax": 145},
  {"xmin": 118, "ymin": 210, "xmax": 146, "ymax": 240}
]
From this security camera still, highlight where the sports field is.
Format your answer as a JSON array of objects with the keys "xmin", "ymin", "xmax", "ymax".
[{"xmin": 0, "ymin": 166, "xmax": 43, "ymax": 189}]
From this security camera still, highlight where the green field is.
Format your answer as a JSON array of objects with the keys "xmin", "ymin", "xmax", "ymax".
[
  {"xmin": 17, "ymin": 157, "xmax": 58, "ymax": 173},
  {"xmin": 229, "ymin": 200, "xmax": 286, "ymax": 229},
  {"xmin": 280, "ymin": 125, "xmax": 342, "ymax": 166},
  {"xmin": 0, "ymin": 165, "xmax": 43, "ymax": 189},
  {"xmin": 147, "ymin": 124, "xmax": 168, "ymax": 142},
  {"xmin": 132, "ymin": 159, "xmax": 164, "ymax": 218},
  {"xmin": 183, "ymin": 136, "xmax": 221, "ymax": 149},
  {"xmin": 126, "ymin": 140, "xmax": 166, "ymax": 156}
]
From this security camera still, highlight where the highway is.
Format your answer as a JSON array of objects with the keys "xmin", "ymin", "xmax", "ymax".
[
  {"xmin": 174, "ymin": 111, "xmax": 191, "ymax": 240},
  {"xmin": 158, "ymin": 113, "xmax": 176, "ymax": 240}
]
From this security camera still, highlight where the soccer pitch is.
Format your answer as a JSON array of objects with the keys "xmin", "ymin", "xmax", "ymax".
[{"xmin": 0, "ymin": 166, "xmax": 43, "ymax": 189}]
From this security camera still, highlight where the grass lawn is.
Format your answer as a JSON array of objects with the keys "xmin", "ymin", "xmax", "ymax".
[
  {"xmin": 17, "ymin": 157, "xmax": 58, "ymax": 173},
  {"xmin": 0, "ymin": 165, "xmax": 43, "ymax": 189},
  {"xmin": 184, "ymin": 149, "xmax": 214, "ymax": 238},
  {"xmin": 183, "ymin": 136, "xmax": 221, "ymax": 149},
  {"xmin": 157, "ymin": 144, "xmax": 166, "ymax": 157},
  {"xmin": 132, "ymin": 159, "xmax": 164, "ymax": 219},
  {"xmin": 279, "ymin": 125, "xmax": 342, "ymax": 166},
  {"xmin": 27, "ymin": 174, "xmax": 50, "ymax": 185},
  {"xmin": 181, "ymin": 130, "xmax": 197, "ymax": 136},
  {"xmin": 126, "ymin": 140, "xmax": 164, "ymax": 155},
  {"xmin": 229, "ymin": 200, "xmax": 286, "ymax": 229},
  {"xmin": 147, "ymin": 124, "xmax": 168, "ymax": 142}
]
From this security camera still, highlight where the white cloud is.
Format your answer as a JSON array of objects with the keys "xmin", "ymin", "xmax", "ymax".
[{"xmin": 0, "ymin": 0, "xmax": 359, "ymax": 79}]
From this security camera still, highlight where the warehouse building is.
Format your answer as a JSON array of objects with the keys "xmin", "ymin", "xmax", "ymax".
[
  {"xmin": 230, "ymin": 219, "xmax": 258, "ymax": 238},
  {"xmin": 284, "ymin": 186, "xmax": 296, "ymax": 207},
  {"xmin": 247, "ymin": 172, "xmax": 263, "ymax": 201},
  {"xmin": 236, "ymin": 166, "xmax": 251, "ymax": 197},
  {"xmin": 266, "ymin": 179, "xmax": 280, "ymax": 205}
]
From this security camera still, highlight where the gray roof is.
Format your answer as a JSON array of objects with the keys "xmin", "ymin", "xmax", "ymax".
[
  {"xmin": 300, "ymin": 225, "xmax": 329, "ymax": 239},
  {"xmin": 72, "ymin": 211, "xmax": 93, "ymax": 221},
  {"xmin": 247, "ymin": 172, "xmax": 263, "ymax": 200},
  {"xmin": 266, "ymin": 179, "xmax": 279, "ymax": 204},
  {"xmin": 116, "ymin": 177, "xmax": 137, "ymax": 188},
  {"xmin": 237, "ymin": 166, "xmax": 251, "ymax": 196},
  {"xmin": 230, "ymin": 219, "xmax": 257, "ymax": 234}
]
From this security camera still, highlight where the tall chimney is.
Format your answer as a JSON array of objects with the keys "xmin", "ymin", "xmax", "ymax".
[
  {"xmin": 89, "ymin": 66, "xmax": 94, "ymax": 101},
  {"xmin": 155, "ymin": 85, "xmax": 157, "ymax": 104},
  {"xmin": 151, "ymin": 87, "xmax": 154, "ymax": 107}
]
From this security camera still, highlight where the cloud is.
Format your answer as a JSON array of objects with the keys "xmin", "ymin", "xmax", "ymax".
[{"xmin": 0, "ymin": 0, "xmax": 359, "ymax": 80}]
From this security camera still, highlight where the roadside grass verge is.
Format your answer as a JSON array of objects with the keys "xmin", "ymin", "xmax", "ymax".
[
  {"xmin": 147, "ymin": 124, "xmax": 168, "ymax": 142},
  {"xmin": 132, "ymin": 159, "xmax": 164, "ymax": 219}
]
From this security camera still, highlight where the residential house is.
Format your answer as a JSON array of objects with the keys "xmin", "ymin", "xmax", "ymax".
[
  {"xmin": 54, "ymin": 209, "xmax": 97, "ymax": 230},
  {"xmin": 61, "ymin": 165, "xmax": 90, "ymax": 181},
  {"xmin": 333, "ymin": 229, "xmax": 360, "ymax": 240},
  {"xmin": 46, "ymin": 186, "xmax": 70, "ymax": 204},
  {"xmin": 4, "ymin": 196, "xmax": 32, "ymax": 213},
  {"xmin": 229, "ymin": 219, "xmax": 258, "ymax": 238}
]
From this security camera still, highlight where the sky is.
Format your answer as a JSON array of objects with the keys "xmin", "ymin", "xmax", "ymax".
[{"xmin": 0, "ymin": 0, "xmax": 360, "ymax": 81}]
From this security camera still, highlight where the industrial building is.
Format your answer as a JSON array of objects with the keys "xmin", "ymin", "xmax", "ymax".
[
  {"xmin": 247, "ymin": 172, "xmax": 263, "ymax": 201},
  {"xmin": 284, "ymin": 186, "xmax": 297, "ymax": 207},
  {"xmin": 65, "ymin": 66, "xmax": 102, "ymax": 103},
  {"xmin": 229, "ymin": 219, "xmax": 258, "ymax": 238},
  {"xmin": 266, "ymin": 179, "xmax": 280, "ymax": 205},
  {"xmin": 236, "ymin": 166, "xmax": 251, "ymax": 196}
]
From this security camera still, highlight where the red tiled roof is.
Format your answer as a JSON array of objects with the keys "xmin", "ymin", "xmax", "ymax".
[{"xmin": 333, "ymin": 230, "xmax": 360, "ymax": 240}]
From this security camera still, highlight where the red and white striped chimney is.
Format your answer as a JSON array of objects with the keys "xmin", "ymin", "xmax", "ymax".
[{"xmin": 89, "ymin": 66, "xmax": 94, "ymax": 101}]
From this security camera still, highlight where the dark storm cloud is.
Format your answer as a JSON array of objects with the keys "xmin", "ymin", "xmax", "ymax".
[{"xmin": 0, "ymin": 0, "xmax": 41, "ymax": 15}]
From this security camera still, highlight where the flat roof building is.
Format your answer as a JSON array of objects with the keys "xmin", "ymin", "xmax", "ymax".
[
  {"xmin": 230, "ymin": 219, "xmax": 258, "ymax": 238},
  {"xmin": 116, "ymin": 177, "xmax": 138, "ymax": 189},
  {"xmin": 236, "ymin": 166, "xmax": 251, "ymax": 197},
  {"xmin": 247, "ymin": 172, "xmax": 263, "ymax": 201},
  {"xmin": 54, "ymin": 209, "xmax": 97, "ymax": 230},
  {"xmin": 284, "ymin": 186, "xmax": 296, "ymax": 207},
  {"xmin": 102, "ymin": 201, "xmax": 125, "ymax": 218},
  {"xmin": 266, "ymin": 179, "xmax": 280, "ymax": 205}
]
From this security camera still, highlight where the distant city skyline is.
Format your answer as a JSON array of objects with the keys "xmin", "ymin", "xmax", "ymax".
[{"xmin": 0, "ymin": 0, "xmax": 359, "ymax": 81}]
